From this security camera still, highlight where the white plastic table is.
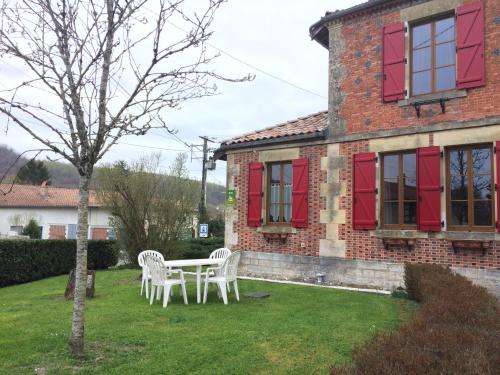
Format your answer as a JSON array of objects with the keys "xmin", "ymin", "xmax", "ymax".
[{"xmin": 163, "ymin": 258, "xmax": 224, "ymax": 303}]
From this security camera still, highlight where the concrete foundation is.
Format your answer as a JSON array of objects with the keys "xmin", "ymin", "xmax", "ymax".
[{"xmin": 239, "ymin": 251, "xmax": 500, "ymax": 296}]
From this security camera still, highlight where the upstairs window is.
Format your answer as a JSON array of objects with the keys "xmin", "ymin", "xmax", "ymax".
[
  {"xmin": 381, "ymin": 152, "xmax": 417, "ymax": 229},
  {"xmin": 268, "ymin": 162, "xmax": 292, "ymax": 224},
  {"xmin": 411, "ymin": 15, "xmax": 456, "ymax": 96},
  {"xmin": 446, "ymin": 145, "xmax": 494, "ymax": 231}
]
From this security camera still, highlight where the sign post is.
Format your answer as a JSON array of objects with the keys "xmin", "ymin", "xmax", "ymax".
[{"xmin": 199, "ymin": 223, "xmax": 208, "ymax": 238}]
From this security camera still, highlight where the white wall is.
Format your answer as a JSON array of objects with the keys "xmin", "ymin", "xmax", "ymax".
[{"xmin": 0, "ymin": 207, "xmax": 112, "ymax": 239}]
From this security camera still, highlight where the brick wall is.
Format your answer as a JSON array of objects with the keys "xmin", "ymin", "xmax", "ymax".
[
  {"xmin": 333, "ymin": 0, "xmax": 500, "ymax": 137},
  {"xmin": 231, "ymin": 144, "xmax": 327, "ymax": 256},
  {"xmin": 338, "ymin": 139, "xmax": 500, "ymax": 271}
]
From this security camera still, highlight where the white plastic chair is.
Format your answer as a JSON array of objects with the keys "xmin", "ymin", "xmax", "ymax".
[
  {"xmin": 203, "ymin": 251, "xmax": 241, "ymax": 305},
  {"xmin": 138, "ymin": 250, "xmax": 164, "ymax": 299},
  {"xmin": 209, "ymin": 247, "xmax": 232, "ymax": 261},
  {"xmin": 145, "ymin": 255, "xmax": 188, "ymax": 308},
  {"xmin": 209, "ymin": 247, "xmax": 232, "ymax": 290}
]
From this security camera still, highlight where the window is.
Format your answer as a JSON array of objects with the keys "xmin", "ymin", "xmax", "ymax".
[
  {"xmin": 446, "ymin": 145, "xmax": 494, "ymax": 231},
  {"xmin": 267, "ymin": 161, "xmax": 292, "ymax": 224},
  {"xmin": 9, "ymin": 225, "xmax": 23, "ymax": 235},
  {"xmin": 381, "ymin": 152, "xmax": 417, "ymax": 228},
  {"xmin": 411, "ymin": 15, "xmax": 456, "ymax": 96}
]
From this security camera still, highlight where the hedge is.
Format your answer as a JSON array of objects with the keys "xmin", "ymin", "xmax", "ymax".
[
  {"xmin": 331, "ymin": 263, "xmax": 500, "ymax": 375},
  {"xmin": 0, "ymin": 240, "xmax": 118, "ymax": 287}
]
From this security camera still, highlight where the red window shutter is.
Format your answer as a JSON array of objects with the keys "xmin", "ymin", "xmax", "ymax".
[
  {"xmin": 353, "ymin": 153, "xmax": 377, "ymax": 230},
  {"xmin": 382, "ymin": 22, "xmax": 406, "ymax": 103},
  {"xmin": 247, "ymin": 162, "xmax": 263, "ymax": 227},
  {"xmin": 417, "ymin": 147, "xmax": 441, "ymax": 232},
  {"xmin": 456, "ymin": 1, "xmax": 485, "ymax": 89},
  {"xmin": 496, "ymin": 141, "xmax": 500, "ymax": 233},
  {"xmin": 292, "ymin": 158, "xmax": 309, "ymax": 228}
]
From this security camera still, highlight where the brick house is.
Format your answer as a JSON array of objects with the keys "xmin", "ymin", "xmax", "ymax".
[{"xmin": 214, "ymin": 0, "xmax": 500, "ymax": 294}]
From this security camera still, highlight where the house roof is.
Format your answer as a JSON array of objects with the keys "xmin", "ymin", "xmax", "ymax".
[
  {"xmin": 309, "ymin": 0, "xmax": 405, "ymax": 48},
  {"xmin": 222, "ymin": 111, "xmax": 328, "ymax": 146},
  {"xmin": 0, "ymin": 184, "xmax": 102, "ymax": 208},
  {"xmin": 214, "ymin": 111, "xmax": 328, "ymax": 160}
]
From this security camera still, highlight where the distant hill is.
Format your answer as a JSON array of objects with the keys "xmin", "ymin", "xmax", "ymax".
[{"xmin": 0, "ymin": 144, "xmax": 226, "ymax": 214}]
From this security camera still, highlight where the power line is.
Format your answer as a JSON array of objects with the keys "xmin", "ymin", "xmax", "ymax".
[{"xmin": 141, "ymin": 5, "xmax": 327, "ymax": 100}]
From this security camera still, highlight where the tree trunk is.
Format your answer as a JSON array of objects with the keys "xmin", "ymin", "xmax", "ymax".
[{"xmin": 68, "ymin": 173, "xmax": 91, "ymax": 357}]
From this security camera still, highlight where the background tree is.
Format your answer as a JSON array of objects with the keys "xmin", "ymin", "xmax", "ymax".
[
  {"xmin": 0, "ymin": 0, "xmax": 250, "ymax": 356},
  {"xmin": 21, "ymin": 219, "xmax": 42, "ymax": 239},
  {"xmin": 97, "ymin": 153, "xmax": 199, "ymax": 264},
  {"xmin": 17, "ymin": 160, "xmax": 51, "ymax": 186}
]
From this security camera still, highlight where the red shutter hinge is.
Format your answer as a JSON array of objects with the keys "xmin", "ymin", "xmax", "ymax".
[
  {"xmin": 440, "ymin": 151, "xmax": 444, "ymax": 158},
  {"xmin": 404, "ymin": 89, "xmax": 408, "ymax": 96},
  {"xmin": 494, "ymin": 146, "xmax": 496, "ymax": 154},
  {"xmin": 440, "ymin": 186, "xmax": 444, "ymax": 193},
  {"xmin": 404, "ymin": 26, "xmax": 408, "ymax": 33},
  {"xmin": 262, "ymin": 165, "xmax": 265, "ymax": 171},
  {"xmin": 441, "ymin": 221, "xmax": 445, "ymax": 228},
  {"xmin": 375, "ymin": 220, "xmax": 379, "ymax": 226},
  {"xmin": 261, "ymin": 192, "xmax": 264, "ymax": 197},
  {"xmin": 404, "ymin": 57, "xmax": 407, "ymax": 64},
  {"xmin": 375, "ymin": 188, "xmax": 379, "ymax": 194},
  {"xmin": 375, "ymin": 156, "xmax": 379, "ymax": 163}
]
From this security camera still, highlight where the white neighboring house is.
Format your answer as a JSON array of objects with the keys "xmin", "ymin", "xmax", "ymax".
[{"xmin": 0, "ymin": 183, "xmax": 113, "ymax": 240}]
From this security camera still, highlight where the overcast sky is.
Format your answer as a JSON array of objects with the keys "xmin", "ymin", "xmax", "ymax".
[{"xmin": 0, "ymin": 0, "xmax": 363, "ymax": 186}]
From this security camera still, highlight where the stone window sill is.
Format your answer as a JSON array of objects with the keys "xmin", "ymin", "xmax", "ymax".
[
  {"xmin": 370, "ymin": 229, "xmax": 428, "ymax": 239},
  {"xmin": 397, "ymin": 89, "xmax": 467, "ymax": 107},
  {"xmin": 257, "ymin": 226, "xmax": 297, "ymax": 234}
]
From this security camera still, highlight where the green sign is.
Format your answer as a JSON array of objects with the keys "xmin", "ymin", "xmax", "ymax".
[{"xmin": 226, "ymin": 189, "xmax": 236, "ymax": 206}]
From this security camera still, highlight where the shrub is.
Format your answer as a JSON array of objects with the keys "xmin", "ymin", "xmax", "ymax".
[
  {"xmin": 331, "ymin": 263, "xmax": 500, "ymax": 375},
  {"xmin": 21, "ymin": 219, "xmax": 42, "ymax": 239},
  {"xmin": 182, "ymin": 237, "xmax": 224, "ymax": 259},
  {"xmin": 0, "ymin": 239, "xmax": 118, "ymax": 287}
]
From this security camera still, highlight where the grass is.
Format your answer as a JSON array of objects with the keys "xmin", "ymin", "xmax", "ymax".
[{"xmin": 0, "ymin": 269, "xmax": 411, "ymax": 374}]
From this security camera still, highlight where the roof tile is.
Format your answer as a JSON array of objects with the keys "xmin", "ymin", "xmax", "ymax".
[
  {"xmin": 222, "ymin": 110, "xmax": 328, "ymax": 145},
  {"xmin": 0, "ymin": 184, "xmax": 101, "ymax": 208}
]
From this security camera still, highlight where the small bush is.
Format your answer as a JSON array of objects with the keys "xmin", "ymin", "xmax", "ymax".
[
  {"xmin": 182, "ymin": 237, "xmax": 224, "ymax": 259},
  {"xmin": 21, "ymin": 219, "xmax": 42, "ymax": 239},
  {"xmin": 0, "ymin": 239, "xmax": 118, "ymax": 287},
  {"xmin": 331, "ymin": 263, "xmax": 500, "ymax": 375}
]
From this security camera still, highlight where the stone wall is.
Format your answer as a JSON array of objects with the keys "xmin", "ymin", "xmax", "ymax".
[
  {"xmin": 238, "ymin": 250, "xmax": 500, "ymax": 296},
  {"xmin": 239, "ymin": 250, "xmax": 404, "ymax": 291}
]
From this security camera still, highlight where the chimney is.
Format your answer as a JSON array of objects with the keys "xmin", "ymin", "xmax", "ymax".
[{"xmin": 40, "ymin": 180, "xmax": 49, "ymax": 199}]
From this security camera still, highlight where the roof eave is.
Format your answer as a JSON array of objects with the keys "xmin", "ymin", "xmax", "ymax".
[
  {"xmin": 309, "ymin": 0, "xmax": 403, "ymax": 47},
  {"xmin": 213, "ymin": 129, "xmax": 328, "ymax": 161}
]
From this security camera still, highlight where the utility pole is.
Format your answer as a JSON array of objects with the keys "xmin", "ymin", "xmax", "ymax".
[{"xmin": 198, "ymin": 136, "xmax": 214, "ymax": 223}]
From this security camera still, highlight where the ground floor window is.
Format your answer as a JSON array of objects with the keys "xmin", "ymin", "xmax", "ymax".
[
  {"xmin": 446, "ymin": 144, "xmax": 494, "ymax": 231},
  {"xmin": 268, "ymin": 161, "xmax": 292, "ymax": 224},
  {"xmin": 381, "ymin": 151, "xmax": 417, "ymax": 229}
]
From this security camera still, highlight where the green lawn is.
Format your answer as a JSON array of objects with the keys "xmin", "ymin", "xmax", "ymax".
[{"xmin": 0, "ymin": 269, "xmax": 408, "ymax": 374}]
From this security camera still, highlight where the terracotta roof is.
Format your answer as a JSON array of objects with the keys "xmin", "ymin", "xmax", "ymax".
[
  {"xmin": 0, "ymin": 184, "xmax": 101, "ymax": 208},
  {"xmin": 222, "ymin": 111, "xmax": 328, "ymax": 145}
]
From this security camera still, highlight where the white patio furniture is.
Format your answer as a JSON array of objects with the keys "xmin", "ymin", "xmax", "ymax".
[
  {"xmin": 163, "ymin": 258, "xmax": 225, "ymax": 303},
  {"xmin": 209, "ymin": 247, "xmax": 232, "ymax": 261},
  {"xmin": 145, "ymin": 255, "xmax": 188, "ymax": 308},
  {"xmin": 138, "ymin": 250, "xmax": 164, "ymax": 299},
  {"xmin": 203, "ymin": 251, "xmax": 241, "ymax": 305},
  {"xmin": 208, "ymin": 247, "xmax": 232, "ymax": 290}
]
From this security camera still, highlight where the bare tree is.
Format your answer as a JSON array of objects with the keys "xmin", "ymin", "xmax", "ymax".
[
  {"xmin": 97, "ymin": 153, "xmax": 199, "ymax": 263},
  {"xmin": 0, "ymin": 0, "xmax": 250, "ymax": 357}
]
